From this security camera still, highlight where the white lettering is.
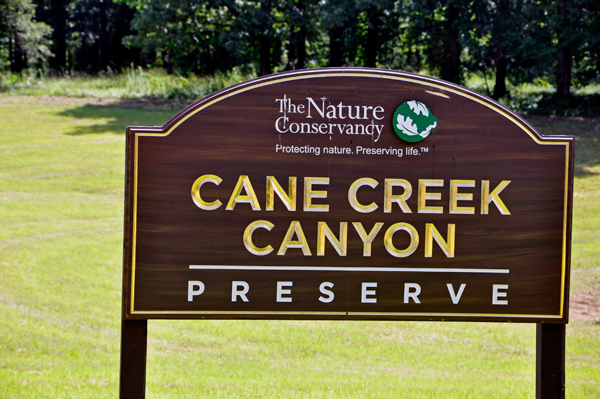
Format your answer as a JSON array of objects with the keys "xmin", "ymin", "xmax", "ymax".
[
  {"xmin": 277, "ymin": 281, "xmax": 293, "ymax": 302},
  {"xmin": 492, "ymin": 284, "xmax": 508, "ymax": 305},
  {"xmin": 232, "ymin": 281, "xmax": 250, "ymax": 302},
  {"xmin": 361, "ymin": 282, "xmax": 377, "ymax": 303},
  {"xmin": 306, "ymin": 97, "xmax": 325, "ymax": 119},
  {"xmin": 447, "ymin": 283, "xmax": 466, "ymax": 304},
  {"xmin": 404, "ymin": 283, "xmax": 421, "ymax": 304},
  {"xmin": 373, "ymin": 106, "xmax": 384, "ymax": 120},
  {"xmin": 319, "ymin": 282, "xmax": 335, "ymax": 303},
  {"xmin": 187, "ymin": 281, "xmax": 205, "ymax": 302},
  {"xmin": 275, "ymin": 115, "xmax": 289, "ymax": 133},
  {"xmin": 276, "ymin": 95, "xmax": 287, "ymax": 113}
]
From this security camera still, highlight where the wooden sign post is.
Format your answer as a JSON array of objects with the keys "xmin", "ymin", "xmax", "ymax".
[{"xmin": 120, "ymin": 68, "xmax": 573, "ymax": 398}]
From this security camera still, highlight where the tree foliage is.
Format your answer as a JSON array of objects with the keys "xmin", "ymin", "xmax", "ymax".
[
  {"xmin": 0, "ymin": 0, "xmax": 53, "ymax": 71},
  {"xmin": 1, "ymin": 0, "xmax": 599, "ymax": 97}
]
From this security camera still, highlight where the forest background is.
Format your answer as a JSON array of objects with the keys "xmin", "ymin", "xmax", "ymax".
[
  {"xmin": 1, "ymin": 0, "xmax": 600, "ymax": 115},
  {"xmin": 1, "ymin": 0, "xmax": 600, "ymax": 397}
]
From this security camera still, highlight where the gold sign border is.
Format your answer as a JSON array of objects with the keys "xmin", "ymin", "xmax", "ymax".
[{"xmin": 127, "ymin": 69, "xmax": 572, "ymax": 320}]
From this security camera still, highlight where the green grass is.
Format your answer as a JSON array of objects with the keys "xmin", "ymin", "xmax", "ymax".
[
  {"xmin": 0, "ymin": 68, "xmax": 255, "ymax": 100},
  {"xmin": 0, "ymin": 96, "xmax": 598, "ymax": 398},
  {"xmin": 3, "ymin": 69, "xmax": 600, "ymax": 116},
  {"xmin": 465, "ymin": 76, "xmax": 600, "ymax": 117}
]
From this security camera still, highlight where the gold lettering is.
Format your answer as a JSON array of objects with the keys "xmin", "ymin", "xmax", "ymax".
[
  {"xmin": 449, "ymin": 180, "xmax": 475, "ymax": 215},
  {"xmin": 384, "ymin": 222, "xmax": 419, "ymax": 258},
  {"xmin": 384, "ymin": 179, "xmax": 412, "ymax": 213},
  {"xmin": 424, "ymin": 223, "xmax": 455, "ymax": 258},
  {"xmin": 243, "ymin": 220, "xmax": 274, "ymax": 256},
  {"xmin": 266, "ymin": 176, "xmax": 296, "ymax": 211},
  {"xmin": 353, "ymin": 222, "xmax": 384, "ymax": 256},
  {"xmin": 481, "ymin": 180, "xmax": 511, "ymax": 215},
  {"xmin": 348, "ymin": 178, "xmax": 378, "ymax": 213},
  {"xmin": 418, "ymin": 179, "xmax": 444, "ymax": 214},
  {"xmin": 304, "ymin": 177, "xmax": 329, "ymax": 212},
  {"xmin": 317, "ymin": 222, "xmax": 348, "ymax": 256},
  {"xmin": 226, "ymin": 175, "xmax": 261, "ymax": 211},
  {"xmin": 278, "ymin": 221, "xmax": 312, "ymax": 255},
  {"xmin": 191, "ymin": 174, "xmax": 223, "ymax": 210}
]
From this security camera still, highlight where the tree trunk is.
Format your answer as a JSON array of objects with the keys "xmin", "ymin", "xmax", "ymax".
[
  {"xmin": 296, "ymin": 25, "xmax": 307, "ymax": 69},
  {"xmin": 288, "ymin": 0, "xmax": 307, "ymax": 70},
  {"xmin": 286, "ymin": 24, "xmax": 298, "ymax": 70},
  {"xmin": 556, "ymin": 47, "xmax": 573, "ymax": 97},
  {"xmin": 49, "ymin": 0, "xmax": 68, "ymax": 72},
  {"xmin": 259, "ymin": 36, "xmax": 272, "ymax": 76},
  {"xmin": 10, "ymin": 32, "xmax": 27, "ymax": 73},
  {"xmin": 286, "ymin": 23, "xmax": 306, "ymax": 70},
  {"xmin": 99, "ymin": 0, "xmax": 109, "ymax": 71},
  {"xmin": 555, "ymin": 2, "xmax": 573, "ymax": 97},
  {"xmin": 493, "ymin": 54, "xmax": 508, "ymax": 99},
  {"xmin": 76, "ymin": 35, "xmax": 87, "ymax": 71},
  {"xmin": 328, "ymin": 26, "xmax": 345, "ymax": 67},
  {"xmin": 365, "ymin": 8, "xmax": 380, "ymax": 68},
  {"xmin": 87, "ymin": 0, "xmax": 101, "ymax": 73},
  {"xmin": 439, "ymin": 3, "xmax": 462, "ymax": 84},
  {"xmin": 166, "ymin": 53, "xmax": 173, "ymax": 74},
  {"xmin": 258, "ymin": 0, "xmax": 273, "ymax": 76},
  {"xmin": 8, "ymin": 33, "xmax": 13, "ymax": 72}
]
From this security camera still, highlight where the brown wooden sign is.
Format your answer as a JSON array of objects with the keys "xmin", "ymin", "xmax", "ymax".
[{"xmin": 122, "ymin": 68, "xmax": 573, "ymax": 323}]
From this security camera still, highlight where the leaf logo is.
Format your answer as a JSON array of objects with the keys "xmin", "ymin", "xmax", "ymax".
[{"xmin": 393, "ymin": 100, "xmax": 437, "ymax": 143}]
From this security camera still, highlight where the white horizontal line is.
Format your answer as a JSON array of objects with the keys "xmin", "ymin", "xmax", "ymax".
[
  {"xmin": 131, "ymin": 310, "xmax": 557, "ymax": 318},
  {"xmin": 188, "ymin": 265, "xmax": 509, "ymax": 274}
]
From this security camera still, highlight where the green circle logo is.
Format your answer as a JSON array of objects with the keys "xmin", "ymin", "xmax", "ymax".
[{"xmin": 393, "ymin": 100, "xmax": 437, "ymax": 143}]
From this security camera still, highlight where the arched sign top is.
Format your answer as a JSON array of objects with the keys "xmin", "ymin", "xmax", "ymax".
[
  {"xmin": 134, "ymin": 68, "xmax": 566, "ymax": 148},
  {"xmin": 123, "ymin": 68, "xmax": 573, "ymax": 323}
]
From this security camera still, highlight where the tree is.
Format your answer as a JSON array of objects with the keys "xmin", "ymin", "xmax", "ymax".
[
  {"xmin": 0, "ymin": 0, "xmax": 53, "ymax": 72},
  {"xmin": 48, "ymin": 0, "xmax": 67, "ymax": 70},
  {"xmin": 68, "ymin": 0, "xmax": 139, "ymax": 73},
  {"xmin": 125, "ymin": 0, "xmax": 285, "ymax": 75},
  {"xmin": 281, "ymin": 0, "xmax": 320, "ymax": 70},
  {"xmin": 3, "ymin": 0, "xmax": 595, "ymax": 94},
  {"xmin": 550, "ymin": 0, "xmax": 599, "ymax": 96},
  {"xmin": 225, "ymin": 0, "xmax": 284, "ymax": 76},
  {"xmin": 463, "ymin": 0, "xmax": 539, "ymax": 99},
  {"xmin": 318, "ymin": 0, "xmax": 357, "ymax": 67},
  {"xmin": 407, "ymin": 0, "xmax": 476, "ymax": 84},
  {"xmin": 574, "ymin": 0, "xmax": 600, "ymax": 87},
  {"xmin": 345, "ymin": 0, "xmax": 400, "ymax": 68},
  {"xmin": 487, "ymin": 0, "xmax": 517, "ymax": 98},
  {"xmin": 31, "ymin": 0, "xmax": 140, "ymax": 73}
]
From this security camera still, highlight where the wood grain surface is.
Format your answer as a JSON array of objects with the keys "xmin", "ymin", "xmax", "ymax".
[{"xmin": 122, "ymin": 68, "xmax": 574, "ymax": 322}]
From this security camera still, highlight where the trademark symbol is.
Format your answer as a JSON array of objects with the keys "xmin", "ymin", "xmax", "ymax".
[{"xmin": 421, "ymin": 147, "xmax": 429, "ymax": 153}]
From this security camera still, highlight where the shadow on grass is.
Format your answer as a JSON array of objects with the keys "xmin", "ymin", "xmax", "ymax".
[
  {"xmin": 572, "ymin": 133, "xmax": 600, "ymax": 178},
  {"xmin": 533, "ymin": 94, "xmax": 600, "ymax": 118},
  {"xmin": 58, "ymin": 100, "xmax": 600, "ymax": 177},
  {"xmin": 575, "ymin": 166, "xmax": 600, "ymax": 178},
  {"xmin": 58, "ymin": 99, "xmax": 190, "ymax": 135},
  {"xmin": 525, "ymin": 114, "xmax": 600, "ymax": 176}
]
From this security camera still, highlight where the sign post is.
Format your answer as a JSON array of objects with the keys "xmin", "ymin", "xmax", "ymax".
[
  {"xmin": 119, "ymin": 320, "xmax": 147, "ymax": 397},
  {"xmin": 120, "ymin": 68, "xmax": 573, "ymax": 397},
  {"xmin": 537, "ymin": 323, "xmax": 566, "ymax": 398}
]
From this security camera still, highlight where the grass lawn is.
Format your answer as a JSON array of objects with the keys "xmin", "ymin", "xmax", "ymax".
[{"xmin": 0, "ymin": 96, "xmax": 598, "ymax": 398}]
